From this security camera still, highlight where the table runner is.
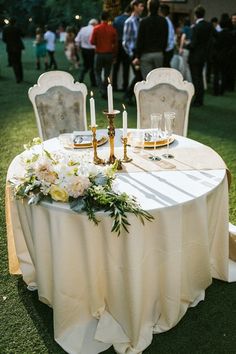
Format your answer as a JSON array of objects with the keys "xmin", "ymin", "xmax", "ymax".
[{"xmin": 98, "ymin": 145, "xmax": 231, "ymax": 186}]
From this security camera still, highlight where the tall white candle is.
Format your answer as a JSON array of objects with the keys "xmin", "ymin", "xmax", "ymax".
[
  {"xmin": 122, "ymin": 104, "xmax": 127, "ymax": 138},
  {"xmin": 107, "ymin": 78, "xmax": 113, "ymax": 113},
  {"xmin": 90, "ymin": 92, "xmax": 96, "ymax": 127}
]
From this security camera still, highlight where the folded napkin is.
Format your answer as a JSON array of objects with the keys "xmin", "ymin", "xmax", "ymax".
[{"xmin": 73, "ymin": 131, "xmax": 93, "ymax": 145}]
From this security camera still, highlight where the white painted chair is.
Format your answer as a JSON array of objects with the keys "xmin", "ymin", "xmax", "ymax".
[
  {"xmin": 134, "ymin": 68, "xmax": 194, "ymax": 136},
  {"xmin": 28, "ymin": 71, "xmax": 88, "ymax": 140}
]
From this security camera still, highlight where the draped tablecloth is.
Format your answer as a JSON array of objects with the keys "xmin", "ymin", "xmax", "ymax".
[{"xmin": 6, "ymin": 132, "xmax": 236, "ymax": 354}]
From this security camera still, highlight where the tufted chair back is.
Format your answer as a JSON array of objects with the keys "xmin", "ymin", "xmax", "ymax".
[
  {"xmin": 28, "ymin": 71, "xmax": 88, "ymax": 140},
  {"xmin": 134, "ymin": 68, "xmax": 194, "ymax": 136}
]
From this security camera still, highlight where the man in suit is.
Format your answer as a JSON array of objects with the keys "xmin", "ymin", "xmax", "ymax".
[
  {"xmin": 189, "ymin": 5, "xmax": 213, "ymax": 107},
  {"xmin": 160, "ymin": 3, "xmax": 175, "ymax": 68},
  {"xmin": 2, "ymin": 17, "xmax": 24, "ymax": 83},
  {"xmin": 122, "ymin": 0, "xmax": 145, "ymax": 104},
  {"xmin": 112, "ymin": 5, "xmax": 131, "ymax": 92},
  {"xmin": 134, "ymin": 0, "xmax": 168, "ymax": 79}
]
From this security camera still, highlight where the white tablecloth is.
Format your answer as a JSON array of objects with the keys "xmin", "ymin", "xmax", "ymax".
[{"xmin": 6, "ymin": 132, "xmax": 236, "ymax": 354}]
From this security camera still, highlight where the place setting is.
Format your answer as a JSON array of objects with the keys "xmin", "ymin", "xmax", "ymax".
[{"xmin": 59, "ymin": 131, "xmax": 108, "ymax": 149}]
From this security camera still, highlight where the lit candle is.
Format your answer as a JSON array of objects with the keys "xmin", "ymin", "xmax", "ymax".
[
  {"xmin": 122, "ymin": 104, "xmax": 127, "ymax": 138},
  {"xmin": 90, "ymin": 91, "xmax": 96, "ymax": 127},
  {"xmin": 107, "ymin": 77, "xmax": 113, "ymax": 114}
]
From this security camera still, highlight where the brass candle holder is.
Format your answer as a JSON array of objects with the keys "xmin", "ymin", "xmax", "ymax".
[
  {"xmin": 91, "ymin": 125, "xmax": 105, "ymax": 165},
  {"xmin": 122, "ymin": 137, "xmax": 132, "ymax": 163},
  {"xmin": 103, "ymin": 110, "xmax": 120, "ymax": 165}
]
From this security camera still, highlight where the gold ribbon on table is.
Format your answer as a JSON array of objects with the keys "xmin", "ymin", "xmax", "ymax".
[
  {"xmin": 5, "ymin": 183, "xmax": 21, "ymax": 274},
  {"xmin": 229, "ymin": 224, "xmax": 236, "ymax": 261},
  {"xmin": 229, "ymin": 233, "xmax": 236, "ymax": 261}
]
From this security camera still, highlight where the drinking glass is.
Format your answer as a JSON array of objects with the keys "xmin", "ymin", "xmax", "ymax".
[
  {"xmin": 129, "ymin": 130, "xmax": 145, "ymax": 154},
  {"xmin": 149, "ymin": 113, "xmax": 162, "ymax": 161},
  {"xmin": 162, "ymin": 112, "xmax": 176, "ymax": 159}
]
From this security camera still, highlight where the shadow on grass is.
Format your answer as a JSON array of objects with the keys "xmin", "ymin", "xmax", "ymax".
[
  {"xmin": 189, "ymin": 100, "xmax": 236, "ymax": 143},
  {"xmin": 16, "ymin": 276, "xmax": 236, "ymax": 354},
  {"xmin": 17, "ymin": 277, "xmax": 66, "ymax": 353}
]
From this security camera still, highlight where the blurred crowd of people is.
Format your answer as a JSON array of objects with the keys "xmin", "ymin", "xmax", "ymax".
[{"xmin": 2, "ymin": 0, "xmax": 236, "ymax": 108}]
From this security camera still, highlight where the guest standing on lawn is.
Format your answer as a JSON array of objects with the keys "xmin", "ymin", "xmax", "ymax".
[
  {"xmin": 189, "ymin": 5, "xmax": 213, "ymax": 107},
  {"xmin": 35, "ymin": 27, "xmax": 48, "ymax": 71},
  {"xmin": 75, "ymin": 19, "xmax": 98, "ymax": 87},
  {"xmin": 44, "ymin": 25, "xmax": 58, "ymax": 70},
  {"xmin": 112, "ymin": 5, "xmax": 131, "ymax": 92},
  {"xmin": 90, "ymin": 11, "xmax": 118, "ymax": 98},
  {"xmin": 122, "ymin": 0, "xmax": 144, "ymax": 104},
  {"xmin": 160, "ymin": 4, "xmax": 175, "ymax": 67},
  {"xmin": 134, "ymin": 0, "xmax": 168, "ymax": 79},
  {"xmin": 64, "ymin": 26, "xmax": 79, "ymax": 70},
  {"xmin": 2, "ymin": 17, "xmax": 24, "ymax": 83}
]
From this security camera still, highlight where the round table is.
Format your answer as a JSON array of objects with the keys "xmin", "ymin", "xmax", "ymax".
[{"xmin": 6, "ymin": 131, "xmax": 233, "ymax": 354}]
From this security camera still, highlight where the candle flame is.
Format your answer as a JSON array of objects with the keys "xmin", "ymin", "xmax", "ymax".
[
  {"xmin": 90, "ymin": 91, "xmax": 93, "ymax": 97},
  {"xmin": 122, "ymin": 104, "xmax": 126, "ymax": 110},
  {"xmin": 107, "ymin": 77, "xmax": 111, "ymax": 84}
]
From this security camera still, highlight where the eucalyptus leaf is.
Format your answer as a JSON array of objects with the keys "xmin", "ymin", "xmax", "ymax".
[
  {"xmin": 70, "ymin": 198, "xmax": 86, "ymax": 213},
  {"xmin": 94, "ymin": 174, "xmax": 108, "ymax": 186},
  {"xmin": 28, "ymin": 193, "xmax": 43, "ymax": 205}
]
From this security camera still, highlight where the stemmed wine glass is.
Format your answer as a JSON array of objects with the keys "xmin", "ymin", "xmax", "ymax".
[
  {"xmin": 149, "ymin": 113, "xmax": 162, "ymax": 161},
  {"xmin": 162, "ymin": 112, "xmax": 176, "ymax": 159}
]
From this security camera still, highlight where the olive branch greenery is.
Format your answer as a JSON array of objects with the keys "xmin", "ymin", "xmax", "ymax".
[{"xmin": 70, "ymin": 181, "xmax": 154, "ymax": 236}]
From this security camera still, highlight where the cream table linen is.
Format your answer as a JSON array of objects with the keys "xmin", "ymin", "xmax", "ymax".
[{"xmin": 6, "ymin": 132, "xmax": 235, "ymax": 354}]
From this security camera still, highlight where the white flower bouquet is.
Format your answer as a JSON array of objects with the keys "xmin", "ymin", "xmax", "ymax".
[{"xmin": 10, "ymin": 138, "xmax": 153, "ymax": 235}]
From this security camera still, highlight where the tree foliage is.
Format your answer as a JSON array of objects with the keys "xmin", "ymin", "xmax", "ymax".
[
  {"xmin": 0, "ymin": 0, "xmax": 104, "ymax": 33},
  {"xmin": 0, "ymin": 0, "xmax": 132, "ymax": 33}
]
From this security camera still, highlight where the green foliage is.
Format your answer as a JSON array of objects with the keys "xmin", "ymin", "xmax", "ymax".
[
  {"xmin": 0, "ymin": 0, "xmax": 103, "ymax": 33},
  {"xmin": 71, "ymin": 187, "xmax": 154, "ymax": 236}
]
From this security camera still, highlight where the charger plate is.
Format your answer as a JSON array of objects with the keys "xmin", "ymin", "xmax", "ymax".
[
  {"xmin": 64, "ymin": 136, "xmax": 108, "ymax": 149},
  {"xmin": 124, "ymin": 132, "xmax": 175, "ymax": 148},
  {"xmin": 75, "ymin": 136, "xmax": 108, "ymax": 149}
]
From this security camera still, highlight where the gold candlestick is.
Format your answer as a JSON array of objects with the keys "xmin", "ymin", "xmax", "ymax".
[
  {"xmin": 91, "ymin": 125, "xmax": 104, "ymax": 165},
  {"xmin": 122, "ymin": 137, "xmax": 132, "ymax": 163},
  {"xmin": 103, "ymin": 110, "xmax": 120, "ymax": 165}
]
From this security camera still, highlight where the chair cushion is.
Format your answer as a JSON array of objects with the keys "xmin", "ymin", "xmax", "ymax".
[
  {"xmin": 35, "ymin": 86, "xmax": 85, "ymax": 140},
  {"xmin": 138, "ymin": 83, "xmax": 188, "ymax": 135}
]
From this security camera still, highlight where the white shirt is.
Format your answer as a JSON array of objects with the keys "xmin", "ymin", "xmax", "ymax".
[
  {"xmin": 44, "ymin": 30, "xmax": 56, "ymax": 51},
  {"xmin": 195, "ymin": 18, "xmax": 204, "ymax": 24},
  {"xmin": 165, "ymin": 16, "xmax": 175, "ymax": 52},
  {"xmin": 215, "ymin": 24, "xmax": 222, "ymax": 32},
  {"xmin": 75, "ymin": 25, "xmax": 95, "ymax": 49}
]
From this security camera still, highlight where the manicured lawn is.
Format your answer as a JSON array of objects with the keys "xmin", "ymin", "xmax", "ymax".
[{"xmin": 0, "ymin": 38, "xmax": 236, "ymax": 353}]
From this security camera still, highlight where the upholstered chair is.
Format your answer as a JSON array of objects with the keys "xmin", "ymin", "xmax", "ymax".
[
  {"xmin": 28, "ymin": 71, "xmax": 88, "ymax": 140},
  {"xmin": 134, "ymin": 68, "xmax": 194, "ymax": 136}
]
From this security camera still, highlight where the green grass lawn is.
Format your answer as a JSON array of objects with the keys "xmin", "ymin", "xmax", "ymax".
[{"xmin": 0, "ymin": 38, "xmax": 236, "ymax": 353}]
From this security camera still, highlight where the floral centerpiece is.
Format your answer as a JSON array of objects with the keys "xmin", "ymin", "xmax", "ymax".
[{"xmin": 10, "ymin": 138, "xmax": 154, "ymax": 235}]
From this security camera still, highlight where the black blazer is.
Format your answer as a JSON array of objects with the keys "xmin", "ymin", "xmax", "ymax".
[
  {"xmin": 135, "ymin": 14, "xmax": 168, "ymax": 58},
  {"xmin": 2, "ymin": 24, "xmax": 24, "ymax": 52},
  {"xmin": 213, "ymin": 29, "xmax": 234, "ymax": 65},
  {"xmin": 189, "ymin": 20, "xmax": 213, "ymax": 64}
]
